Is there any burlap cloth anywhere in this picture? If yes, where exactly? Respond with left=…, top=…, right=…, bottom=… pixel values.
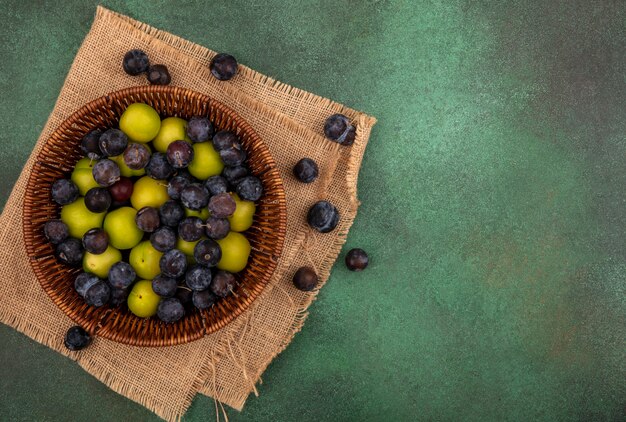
left=0, top=6, right=376, bottom=421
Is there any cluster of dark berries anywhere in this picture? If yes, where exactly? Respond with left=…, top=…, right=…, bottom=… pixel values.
left=123, top=49, right=171, bottom=85
left=290, top=114, right=369, bottom=291
left=123, top=49, right=239, bottom=85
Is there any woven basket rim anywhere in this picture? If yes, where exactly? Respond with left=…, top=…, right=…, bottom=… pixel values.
left=22, top=85, right=287, bottom=347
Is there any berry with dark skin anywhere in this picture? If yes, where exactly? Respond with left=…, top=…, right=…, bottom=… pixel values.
left=192, top=289, right=216, bottom=309
left=99, top=129, right=129, bottom=157
left=167, top=175, right=190, bottom=200
left=323, top=114, right=356, bottom=146
left=236, top=176, right=263, bottom=201
left=186, top=116, right=214, bottom=143
left=123, top=143, right=151, bottom=170
left=293, top=158, right=319, bottom=183
left=209, top=53, right=238, bottom=81
left=180, top=183, right=210, bottom=210
left=159, top=249, right=187, bottom=278
left=84, top=187, right=112, bottom=213
left=176, top=285, right=193, bottom=306
left=64, top=326, right=92, bottom=351
left=221, top=166, right=247, bottom=188
left=174, top=168, right=194, bottom=182
left=109, top=177, right=134, bottom=202
left=178, top=217, right=204, bottom=242
left=82, top=228, right=109, bottom=254
left=205, top=175, right=229, bottom=195
left=108, top=261, right=136, bottom=289
left=109, top=287, right=129, bottom=307
left=185, top=265, right=212, bottom=291
left=157, top=298, right=185, bottom=323
left=210, top=270, right=236, bottom=297
left=74, top=272, right=100, bottom=298
left=307, top=201, right=340, bottom=233
left=166, top=140, right=194, bottom=168
left=159, top=200, right=185, bottom=227
left=92, top=159, right=121, bottom=187
left=204, top=217, right=230, bottom=240
left=145, top=152, right=175, bottom=180
left=55, top=238, right=84, bottom=266
left=212, top=131, right=238, bottom=151
left=147, top=64, right=171, bottom=85
left=208, top=192, right=236, bottom=218
left=135, top=206, right=160, bottom=232
left=122, top=49, right=149, bottom=75
left=219, top=146, right=247, bottom=167
left=194, top=239, right=222, bottom=267
left=85, top=281, right=111, bottom=307
left=152, top=274, right=178, bottom=298
left=292, top=267, right=318, bottom=291
left=51, top=179, right=79, bottom=205
left=80, top=130, right=103, bottom=160
left=109, top=182, right=133, bottom=204
left=345, top=248, right=369, bottom=271
left=150, top=226, right=177, bottom=252
left=44, top=220, right=69, bottom=244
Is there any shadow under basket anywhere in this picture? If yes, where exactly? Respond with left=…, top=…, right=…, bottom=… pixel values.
left=22, top=85, right=287, bottom=347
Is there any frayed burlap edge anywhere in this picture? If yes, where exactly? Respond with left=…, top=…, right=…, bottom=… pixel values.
left=0, top=6, right=376, bottom=421
left=100, top=7, right=377, bottom=129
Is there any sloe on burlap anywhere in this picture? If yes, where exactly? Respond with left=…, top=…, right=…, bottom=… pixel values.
left=0, top=6, right=376, bottom=421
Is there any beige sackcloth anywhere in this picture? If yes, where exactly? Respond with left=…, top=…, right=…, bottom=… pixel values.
left=0, top=6, right=376, bottom=421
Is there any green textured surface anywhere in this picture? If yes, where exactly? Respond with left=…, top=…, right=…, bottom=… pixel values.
left=0, top=1, right=624, bottom=420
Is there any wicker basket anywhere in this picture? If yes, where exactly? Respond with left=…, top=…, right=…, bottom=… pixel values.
left=22, top=85, right=287, bottom=347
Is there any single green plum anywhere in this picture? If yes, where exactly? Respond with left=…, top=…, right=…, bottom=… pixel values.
left=216, top=231, right=251, bottom=273
left=103, top=207, right=143, bottom=249
left=188, top=142, right=224, bottom=180
left=83, top=245, right=122, bottom=278
left=130, top=176, right=169, bottom=210
left=127, top=280, right=161, bottom=318
left=152, top=117, right=191, bottom=153
left=129, top=240, right=163, bottom=280
left=119, top=103, right=161, bottom=143
left=228, top=193, right=256, bottom=232
left=60, top=197, right=105, bottom=238
left=71, top=168, right=100, bottom=196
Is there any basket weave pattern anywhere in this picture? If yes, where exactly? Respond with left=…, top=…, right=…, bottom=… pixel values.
left=22, top=85, right=287, bottom=347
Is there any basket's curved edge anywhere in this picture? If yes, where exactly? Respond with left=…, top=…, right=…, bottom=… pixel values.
left=22, top=94, right=117, bottom=335
left=22, top=85, right=288, bottom=347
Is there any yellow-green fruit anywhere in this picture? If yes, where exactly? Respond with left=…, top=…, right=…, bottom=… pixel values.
left=188, top=142, right=224, bottom=180
left=152, top=117, right=191, bottom=153
left=74, top=157, right=96, bottom=170
left=228, top=193, right=256, bottom=232
left=184, top=207, right=210, bottom=220
left=60, top=198, right=105, bottom=238
left=119, top=103, right=161, bottom=143
left=103, top=207, right=143, bottom=249
left=83, top=245, right=122, bottom=278
left=110, top=154, right=146, bottom=177
left=70, top=168, right=100, bottom=196
left=216, top=231, right=251, bottom=273
left=127, top=280, right=161, bottom=318
left=129, top=241, right=163, bottom=280
left=130, top=176, right=169, bottom=209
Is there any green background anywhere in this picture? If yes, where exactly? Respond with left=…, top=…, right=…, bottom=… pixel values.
left=1, top=1, right=624, bottom=420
